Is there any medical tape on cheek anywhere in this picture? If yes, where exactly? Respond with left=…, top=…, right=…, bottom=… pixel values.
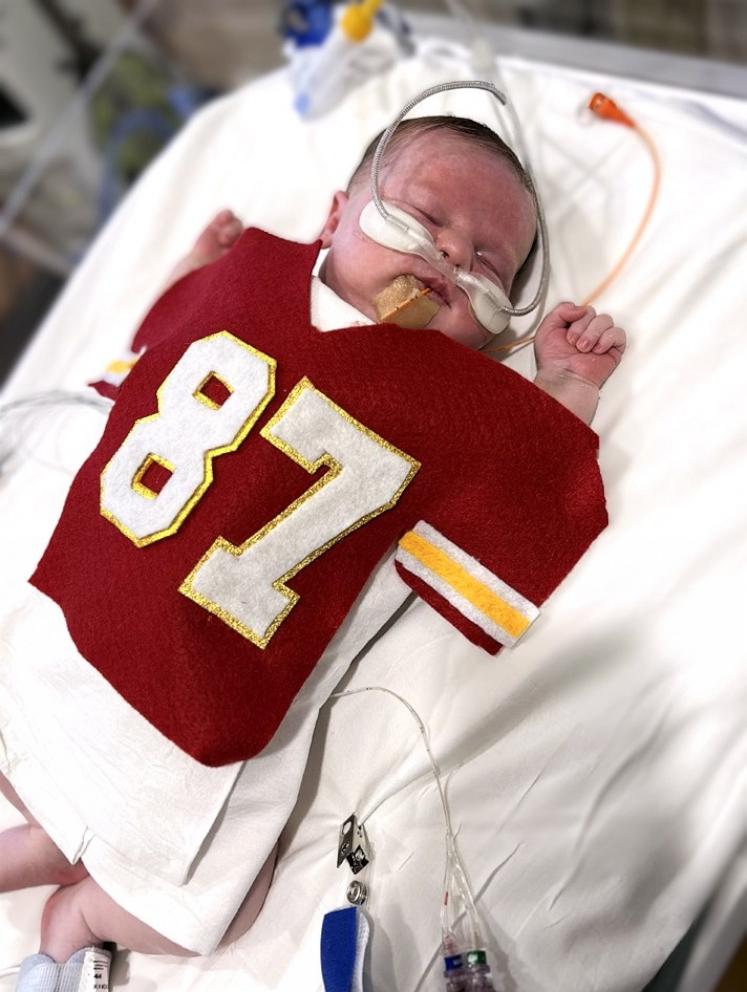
left=373, top=275, right=439, bottom=327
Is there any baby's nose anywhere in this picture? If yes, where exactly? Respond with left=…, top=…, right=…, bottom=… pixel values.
left=435, top=228, right=472, bottom=269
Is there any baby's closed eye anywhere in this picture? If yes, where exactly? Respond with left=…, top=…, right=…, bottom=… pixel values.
left=476, top=250, right=503, bottom=280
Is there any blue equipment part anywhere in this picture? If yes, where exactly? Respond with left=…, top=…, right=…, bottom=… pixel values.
left=280, top=1, right=335, bottom=48
left=320, top=905, right=370, bottom=992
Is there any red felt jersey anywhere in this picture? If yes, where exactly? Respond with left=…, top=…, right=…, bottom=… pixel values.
left=32, top=230, right=607, bottom=766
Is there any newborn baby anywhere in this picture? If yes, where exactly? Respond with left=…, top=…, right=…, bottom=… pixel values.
left=0, top=114, right=624, bottom=986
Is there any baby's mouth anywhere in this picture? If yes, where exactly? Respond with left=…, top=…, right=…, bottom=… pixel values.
left=418, top=274, right=451, bottom=308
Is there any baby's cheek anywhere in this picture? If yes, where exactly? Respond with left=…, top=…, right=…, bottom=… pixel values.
left=429, top=301, right=487, bottom=349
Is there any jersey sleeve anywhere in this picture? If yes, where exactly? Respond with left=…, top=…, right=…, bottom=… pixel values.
left=394, top=380, right=609, bottom=655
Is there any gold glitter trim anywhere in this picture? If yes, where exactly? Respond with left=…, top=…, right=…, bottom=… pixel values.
left=100, top=331, right=276, bottom=548
left=180, top=377, right=420, bottom=647
left=193, top=371, right=234, bottom=411
left=131, top=453, right=174, bottom=500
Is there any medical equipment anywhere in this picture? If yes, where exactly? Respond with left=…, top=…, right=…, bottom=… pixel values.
left=283, top=4, right=552, bottom=339
left=0, top=1, right=79, bottom=173
left=430, top=3, right=659, bottom=350
left=2, top=945, right=112, bottom=992
left=580, top=92, right=662, bottom=308
left=320, top=904, right=371, bottom=992
left=358, top=79, right=551, bottom=337
left=280, top=1, right=335, bottom=48
left=0, top=943, right=113, bottom=990
left=283, top=0, right=412, bottom=120
left=485, top=88, right=661, bottom=354
left=373, top=273, right=439, bottom=327
left=331, top=686, right=500, bottom=991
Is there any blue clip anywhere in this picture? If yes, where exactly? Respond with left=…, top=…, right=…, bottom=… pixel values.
left=279, top=1, right=334, bottom=48
left=320, top=905, right=370, bottom=992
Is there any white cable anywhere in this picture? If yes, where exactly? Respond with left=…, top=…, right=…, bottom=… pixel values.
left=0, top=966, right=20, bottom=979
left=441, top=0, right=552, bottom=340
left=0, top=390, right=111, bottom=418
left=330, top=685, right=482, bottom=947
left=0, top=390, right=111, bottom=477
left=369, top=78, right=549, bottom=321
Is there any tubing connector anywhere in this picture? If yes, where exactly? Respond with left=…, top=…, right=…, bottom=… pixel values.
left=588, top=92, right=635, bottom=129
left=340, top=0, right=382, bottom=42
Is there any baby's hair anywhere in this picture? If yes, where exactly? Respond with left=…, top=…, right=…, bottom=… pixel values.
left=347, top=115, right=533, bottom=195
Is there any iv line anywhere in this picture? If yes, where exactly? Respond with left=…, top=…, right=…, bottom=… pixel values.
left=331, top=684, right=483, bottom=947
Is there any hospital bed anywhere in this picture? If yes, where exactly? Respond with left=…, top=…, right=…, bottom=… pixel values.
left=1, top=9, right=746, bottom=991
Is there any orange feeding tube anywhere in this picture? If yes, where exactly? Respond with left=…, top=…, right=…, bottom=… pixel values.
left=580, top=93, right=662, bottom=307
left=493, top=91, right=661, bottom=354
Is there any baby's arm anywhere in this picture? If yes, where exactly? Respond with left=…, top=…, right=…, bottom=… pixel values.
left=89, top=210, right=246, bottom=399
left=532, top=303, right=626, bottom=425
left=165, top=209, right=244, bottom=291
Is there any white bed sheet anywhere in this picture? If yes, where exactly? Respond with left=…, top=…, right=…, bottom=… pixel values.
left=1, top=37, right=746, bottom=992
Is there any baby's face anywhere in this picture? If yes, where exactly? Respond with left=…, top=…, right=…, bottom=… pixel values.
left=318, top=129, right=537, bottom=349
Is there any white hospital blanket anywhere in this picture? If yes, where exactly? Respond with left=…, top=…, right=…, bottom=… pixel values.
left=1, top=37, right=746, bottom=992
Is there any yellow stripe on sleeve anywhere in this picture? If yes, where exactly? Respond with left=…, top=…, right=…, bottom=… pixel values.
left=398, top=529, right=530, bottom=639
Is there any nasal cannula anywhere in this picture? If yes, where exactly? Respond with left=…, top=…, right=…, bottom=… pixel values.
left=359, top=79, right=551, bottom=339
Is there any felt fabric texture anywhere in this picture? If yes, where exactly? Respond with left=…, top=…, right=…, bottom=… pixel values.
left=395, top=520, right=541, bottom=649
left=31, top=229, right=606, bottom=767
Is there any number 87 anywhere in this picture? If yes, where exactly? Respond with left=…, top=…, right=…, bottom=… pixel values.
left=101, top=331, right=419, bottom=647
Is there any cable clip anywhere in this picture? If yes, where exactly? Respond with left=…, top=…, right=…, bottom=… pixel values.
left=337, top=813, right=371, bottom=875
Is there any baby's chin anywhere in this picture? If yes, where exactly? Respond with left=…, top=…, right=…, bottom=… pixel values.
left=428, top=310, right=492, bottom=350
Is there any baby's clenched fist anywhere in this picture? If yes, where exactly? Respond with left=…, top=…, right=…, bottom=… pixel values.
left=534, top=302, right=626, bottom=390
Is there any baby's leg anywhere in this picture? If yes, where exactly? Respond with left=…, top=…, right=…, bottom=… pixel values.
left=165, top=209, right=244, bottom=290
left=0, top=770, right=88, bottom=892
left=40, top=877, right=196, bottom=961
left=40, top=844, right=278, bottom=961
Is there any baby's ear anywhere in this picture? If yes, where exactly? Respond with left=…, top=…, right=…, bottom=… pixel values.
left=318, top=191, right=349, bottom=247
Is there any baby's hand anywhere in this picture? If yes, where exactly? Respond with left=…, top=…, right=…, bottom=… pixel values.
left=534, top=302, right=626, bottom=390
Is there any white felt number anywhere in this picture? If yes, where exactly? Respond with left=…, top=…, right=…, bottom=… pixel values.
left=101, top=332, right=276, bottom=546
left=101, top=339, right=418, bottom=646
left=180, top=378, right=419, bottom=646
